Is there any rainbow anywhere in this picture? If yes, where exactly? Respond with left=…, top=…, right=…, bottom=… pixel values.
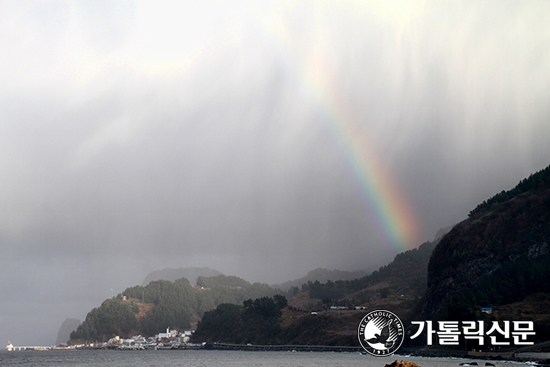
left=300, top=54, right=420, bottom=251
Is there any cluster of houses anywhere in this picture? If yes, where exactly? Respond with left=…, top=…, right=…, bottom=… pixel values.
left=63, top=328, right=204, bottom=350
left=103, top=328, right=204, bottom=350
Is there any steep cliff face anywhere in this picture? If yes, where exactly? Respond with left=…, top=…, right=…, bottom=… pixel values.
left=421, top=165, right=550, bottom=320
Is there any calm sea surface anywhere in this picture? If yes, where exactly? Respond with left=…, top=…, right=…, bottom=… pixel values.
left=0, top=350, right=536, bottom=367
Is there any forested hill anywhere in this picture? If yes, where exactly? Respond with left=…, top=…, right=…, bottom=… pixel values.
left=422, top=164, right=550, bottom=330
left=191, top=242, right=439, bottom=346
left=69, top=275, right=279, bottom=343
left=69, top=241, right=438, bottom=343
left=468, top=164, right=550, bottom=218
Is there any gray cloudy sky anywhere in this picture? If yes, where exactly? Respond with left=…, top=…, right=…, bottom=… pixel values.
left=1, top=1, right=549, bottom=346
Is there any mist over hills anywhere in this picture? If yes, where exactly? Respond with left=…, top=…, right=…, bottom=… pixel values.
left=141, top=266, right=373, bottom=290
left=268, top=268, right=370, bottom=290
left=193, top=164, right=550, bottom=346
left=56, top=318, right=80, bottom=346
left=191, top=239, right=439, bottom=346
left=141, top=267, right=223, bottom=286
left=66, top=164, right=550, bottom=346
left=3, top=1, right=549, bottom=348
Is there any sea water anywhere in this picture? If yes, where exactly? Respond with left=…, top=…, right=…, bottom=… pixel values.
left=0, top=349, right=536, bottom=367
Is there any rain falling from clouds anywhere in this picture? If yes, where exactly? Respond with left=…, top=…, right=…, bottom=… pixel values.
left=1, top=1, right=549, bottom=345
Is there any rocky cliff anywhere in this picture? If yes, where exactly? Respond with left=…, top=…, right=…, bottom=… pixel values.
left=421, top=165, right=550, bottom=320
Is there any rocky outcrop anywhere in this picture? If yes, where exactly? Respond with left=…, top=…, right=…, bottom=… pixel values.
left=385, top=360, right=421, bottom=367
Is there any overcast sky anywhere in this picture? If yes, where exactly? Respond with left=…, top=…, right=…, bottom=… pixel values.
left=1, top=1, right=549, bottom=346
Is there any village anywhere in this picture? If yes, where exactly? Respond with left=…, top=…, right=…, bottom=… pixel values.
left=73, top=328, right=205, bottom=350
left=7, top=328, right=204, bottom=351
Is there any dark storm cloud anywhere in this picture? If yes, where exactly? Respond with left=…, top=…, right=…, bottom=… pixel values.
left=1, top=1, right=549, bottom=345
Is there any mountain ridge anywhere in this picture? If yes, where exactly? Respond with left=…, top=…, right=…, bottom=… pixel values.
left=273, top=268, right=370, bottom=291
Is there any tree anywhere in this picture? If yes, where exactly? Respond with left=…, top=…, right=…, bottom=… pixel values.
left=273, top=294, right=288, bottom=309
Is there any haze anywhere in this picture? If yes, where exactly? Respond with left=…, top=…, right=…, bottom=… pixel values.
left=1, top=1, right=549, bottom=346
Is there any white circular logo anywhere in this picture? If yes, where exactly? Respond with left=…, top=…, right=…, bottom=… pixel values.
left=358, top=310, right=404, bottom=356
